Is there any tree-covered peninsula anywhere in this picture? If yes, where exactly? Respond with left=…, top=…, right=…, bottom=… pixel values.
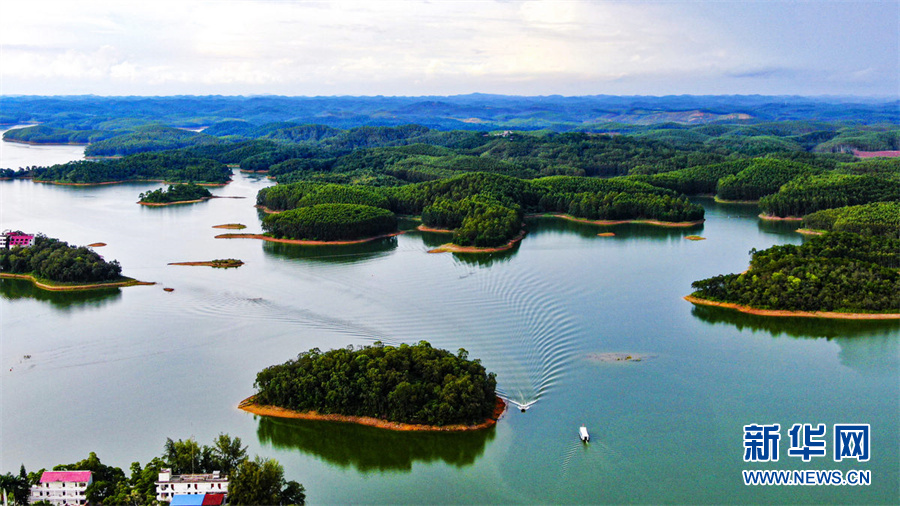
left=0, top=235, right=124, bottom=284
left=250, top=341, right=499, bottom=427
left=688, top=232, right=899, bottom=316
left=31, top=151, right=231, bottom=185
left=139, top=183, right=213, bottom=204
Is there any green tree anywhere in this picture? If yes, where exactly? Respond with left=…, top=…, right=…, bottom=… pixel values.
left=228, top=457, right=303, bottom=505
left=210, top=433, right=248, bottom=475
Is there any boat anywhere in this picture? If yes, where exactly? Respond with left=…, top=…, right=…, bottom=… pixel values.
left=580, top=425, right=590, bottom=442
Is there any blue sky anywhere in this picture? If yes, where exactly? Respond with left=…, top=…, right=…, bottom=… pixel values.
left=1, top=0, right=897, bottom=96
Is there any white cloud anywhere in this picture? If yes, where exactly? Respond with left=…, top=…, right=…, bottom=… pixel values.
left=1, top=0, right=896, bottom=96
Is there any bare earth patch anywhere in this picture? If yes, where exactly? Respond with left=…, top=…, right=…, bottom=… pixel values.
left=587, top=352, right=653, bottom=363
left=428, top=231, right=526, bottom=254
left=685, top=235, right=706, bottom=241
left=168, top=259, right=244, bottom=268
left=597, top=232, right=615, bottom=237
left=87, top=242, right=107, bottom=247
left=212, top=223, right=247, bottom=230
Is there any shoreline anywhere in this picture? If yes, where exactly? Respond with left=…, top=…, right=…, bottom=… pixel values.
left=238, top=395, right=507, bottom=432
left=713, top=197, right=759, bottom=204
left=0, top=273, right=155, bottom=292
left=758, top=214, right=803, bottom=221
left=538, top=213, right=704, bottom=228
left=33, top=179, right=229, bottom=187
left=684, top=295, right=900, bottom=320
left=215, top=231, right=404, bottom=245
left=416, top=224, right=454, bottom=233
left=2, top=138, right=87, bottom=146
left=428, top=230, right=526, bottom=254
left=139, top=197, right=212, bottom=206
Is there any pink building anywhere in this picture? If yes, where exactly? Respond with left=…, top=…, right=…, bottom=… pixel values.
left=1, top=230, right=34, bottom=248
left=29, top=471, right=93, bottom=505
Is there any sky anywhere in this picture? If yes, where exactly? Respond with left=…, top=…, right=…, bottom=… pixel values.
left=1, top=0, right=897, bottom=97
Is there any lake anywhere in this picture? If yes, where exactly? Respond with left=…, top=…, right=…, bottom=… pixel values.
left=1, top=132, right=897, bottom=504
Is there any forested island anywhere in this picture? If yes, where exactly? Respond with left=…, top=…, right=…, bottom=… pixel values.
left=244, top=341, right=502, bottom=429
left=0, top=234, right=147, bottom=290
left=688, top=232, right=899, bottom=318
left=1, top=434, right=304, bottom=506
left=139, top=183, right=213, bottom=205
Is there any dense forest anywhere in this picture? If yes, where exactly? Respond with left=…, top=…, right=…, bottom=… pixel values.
left=253, top=341, right=498, bottom=426
left=262, top=203, right=398, bottom=242
left=759, top=174, right=900, bottom=217
left=0, top=234, right=123, bottom=283
left=31, top=151, right=232, bottom=184
left=139, top=183, right=212, bottom=204
left=6, top=434, right=304, bottom=506
left=690, top=232, right=899, bottom=314
left=801, top=202, right=900, bottom=237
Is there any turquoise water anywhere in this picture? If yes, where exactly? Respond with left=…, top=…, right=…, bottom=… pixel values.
left=1, top=136, right=897, bottom=504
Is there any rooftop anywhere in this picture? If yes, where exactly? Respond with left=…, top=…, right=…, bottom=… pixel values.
left=40, top=471, right=92, bottom=483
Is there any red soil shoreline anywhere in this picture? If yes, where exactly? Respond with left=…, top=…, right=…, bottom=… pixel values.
left=215, top=231, right=405, bottom=245
left=238, top=395, right=507, bottom=432
left=0, top=273, right=155, bottom=291
left=684, top=295, right=899, bottom=320
left=417, top=225, right=454, bottom=233
left=758, top=214, right=803, bottom=221
left=428, top=230, right=526, bottom=254
left=540, top=213, right=704, bottom=228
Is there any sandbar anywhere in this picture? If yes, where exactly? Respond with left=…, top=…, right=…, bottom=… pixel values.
left=216, top=231, right=404, bottom=245
left=417, top=225, right=454, bottom=233
left=0, top=273, right=155, bottom=292
left=428, top=230, right=526, bottom=254
left=684, top=295, right=899, bottom=320
left=168, top=260, right=244, bottom=268
left=87, top=242, right=107, bottom=247
left=542, top=213, right=703, bottom=228
left=212, top=224, right=247, bottom=229
left=758, top=214, right=803, bottom=221
left=238, top=395, right=506, bottom=432
left=597, top=232, right=615, bottom=237
left=685, top=235, right=706, bottom=241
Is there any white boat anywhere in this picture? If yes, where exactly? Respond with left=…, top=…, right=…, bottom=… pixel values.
left=579, top=425, right=590, bottom=442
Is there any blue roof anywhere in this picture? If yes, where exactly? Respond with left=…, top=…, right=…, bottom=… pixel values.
left=171, top=495, right=205, bottom=506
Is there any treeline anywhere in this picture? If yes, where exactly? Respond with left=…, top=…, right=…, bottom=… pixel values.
left=8, top=434, right=304, bottom=506
left=0, top=235, right=122, bottom=283
left=2, top=125, right=115, bottom=144
left=254, top=341, right=498, bottom=426
left=258, top=173, right=703, bottom=247
left=690, top=232, right=899, bottom=313
left=262, top=204, right=398, bottom=242
left=32, top=151, right=231, bottom=184
left=139, top=183, right=212, bottom=203
left=759, top=174, right=900, bottom=217
left=83, top=125, right=221, bottom=157
left=802, top=202, right=900, bottom=237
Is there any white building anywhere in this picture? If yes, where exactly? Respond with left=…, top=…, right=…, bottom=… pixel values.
left=29, top=471, right=92, bottom=506
left=156, top=469, right=229, bottom=503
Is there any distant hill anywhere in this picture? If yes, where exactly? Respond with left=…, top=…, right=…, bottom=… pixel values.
left=1, top=94, right=896, bottom=132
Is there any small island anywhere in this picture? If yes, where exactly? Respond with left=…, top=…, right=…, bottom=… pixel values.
left=168, top=259, right=244, bottom=268
left=687, top=232, right=899, bottom=319
left=139, top=183, right=213, bottom=205
left=261, top=203, right=399, bottom=242
left=242, top=341, right=503, bottom=431
left=0, top=234, right=150, bottom=291
left=212, top=223, right=247, bottom=229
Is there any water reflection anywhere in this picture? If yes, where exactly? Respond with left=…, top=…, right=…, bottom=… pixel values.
left=0, top=278, right=122, bottom=310
left=262, top=237, right=398, bottom=264
left=256, top=416, right=495, bottom=473
left=525, top=216, right=704, bottom=240
left=691, top=304, right=900, bottom=374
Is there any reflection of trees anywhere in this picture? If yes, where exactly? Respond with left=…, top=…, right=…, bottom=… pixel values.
left=256, top=416, right=494, bottom=474
left=0, top=278, right=122, bottom=310
left=262, top=237, right=398, bottom=264
left=690, top=304, right=900, bottom=374
left=525, top=216, right=704, bottom=241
